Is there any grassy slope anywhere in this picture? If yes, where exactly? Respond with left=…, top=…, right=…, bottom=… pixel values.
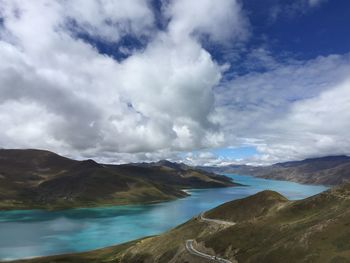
left=204, top=190, right=288, bottom=223
left=13, top=183, right=350, bottom=263
left=203, top=184, right=350, bottom=263
left=0, top=149, right=235, bottom=210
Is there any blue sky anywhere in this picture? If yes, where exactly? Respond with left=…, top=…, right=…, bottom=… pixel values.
left=88, top=0, right=350, bottom=72
left=182, top=146, right=258, bottom=164
left=243, top=0, right=350, bottom=57
left=0, top=0, right=349, bottom=165
left=211, top=147, right=257, bottom=159
left=180, top=0, right=350, bottom=163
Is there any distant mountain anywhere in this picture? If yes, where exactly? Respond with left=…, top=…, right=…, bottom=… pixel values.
left=199, top=155, right=350, bottom=185
left=131, top=159, right=191, bottom=171
left=19, top=182, right=350, bottom=263
left=0, top=149, right=236, bottom=210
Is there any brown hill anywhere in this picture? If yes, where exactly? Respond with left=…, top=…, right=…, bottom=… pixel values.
left=0, top=149, right=236, bottom=210
left=200, top=155, right=350, bottom=185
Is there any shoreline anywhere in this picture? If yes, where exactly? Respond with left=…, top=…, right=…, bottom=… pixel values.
left=0, top=178, right=240, bottom=212
left=0, top=176, right=327, bottom=262
left=0, top=183, right=242, bottom=212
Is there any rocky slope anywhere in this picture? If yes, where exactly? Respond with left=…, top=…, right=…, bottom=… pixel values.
left=0, top=149, right=236, bottom=210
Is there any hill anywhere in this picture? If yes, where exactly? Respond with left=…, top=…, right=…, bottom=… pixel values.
left=0, top=149, right=236, bottom=210
left=204, top=190, right=288, bottom=223
left=200, top=155, right=350, bottom=185
left=13, top=183, right=350, bottom=263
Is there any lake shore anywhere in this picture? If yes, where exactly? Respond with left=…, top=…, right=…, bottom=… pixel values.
left=0, top=174, right=328, bottom=261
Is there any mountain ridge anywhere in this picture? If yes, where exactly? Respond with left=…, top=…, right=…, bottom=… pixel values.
left=0, top=149, right=236, bottom=210
left=199, top=155, right=350, bottom=185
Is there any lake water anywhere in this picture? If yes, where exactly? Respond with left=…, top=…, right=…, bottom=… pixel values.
left=0, top=174, right=328, bottom=261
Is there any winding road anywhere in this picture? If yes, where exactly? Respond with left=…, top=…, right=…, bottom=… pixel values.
left=185, top=212, right=235, bottom=263
left=186, top=239, right=232, bottom=263
left=199, top=212, right=236, bottom=226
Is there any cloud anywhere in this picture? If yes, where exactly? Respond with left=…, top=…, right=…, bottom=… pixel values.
left=1, top=0, right=348, bottom=166
left=164, top=0, right=249, bottom=44
left=182, top=151, right=223, bottom=167
left=0, top=0, right=247, bottom=161
left=258, top=77, right=350, bottom=162
left=308, top=0, right=327, bottom=7
left=64, top=0, right=155, bottom=42
left=215, top=54, right=350, bottom=164
left=267, top=0, right=328, bottom=22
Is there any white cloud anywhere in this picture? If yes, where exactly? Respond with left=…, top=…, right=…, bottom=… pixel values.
left=259, top=78, right=350, bottom=162
left=215, top=54, right=350, bottom=164
left=165, top=0, right=249, bottom=44
left=64, top=0, right=155, bottom=41
left=0, top=0, right=247, bottom=161
left=0, top=0, right=348, bottom=166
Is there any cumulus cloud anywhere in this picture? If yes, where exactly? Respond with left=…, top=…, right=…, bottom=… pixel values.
left=164, top=0, right=248, bottom=44
left=257, top=78, right=350, bottom=162
left=0, top=0, right=247, bottom=161
left=0, top=0, right=348, bottom=165
left=215, top=54, right=350, bottom=164
left=64, top=0, right=155, bottom=42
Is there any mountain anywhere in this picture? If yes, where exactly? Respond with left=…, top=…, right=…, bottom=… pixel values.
left=136, top=159, right=190, bottom=170
left=0, top=149, right=236, bottom=210
left=200, top=155, right=350, bottom=185
left=15, top=183, right=350, bottom=263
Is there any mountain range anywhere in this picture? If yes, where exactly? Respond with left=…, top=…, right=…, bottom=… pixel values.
left=200, top=155, right=350, bottom=185
left=3, top=149, right=350, bottom=262
left=0, top=149, right=235, bottom=210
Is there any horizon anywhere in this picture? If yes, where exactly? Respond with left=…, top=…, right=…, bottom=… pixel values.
left=1, top=147, right=350, bottom=167
left=1, top=0, right=350, bottom=166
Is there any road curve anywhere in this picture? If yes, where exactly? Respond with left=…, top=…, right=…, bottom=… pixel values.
left=200, top=212, right=236, bottom=226
left=185, top=213, right=235, bottom=262
left=185, top=239, right=232, bottom=263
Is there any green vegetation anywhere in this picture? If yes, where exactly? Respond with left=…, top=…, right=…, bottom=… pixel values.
left=15, top=183, right=350, bottom=263
left=0, top=149, right=236, bottom=210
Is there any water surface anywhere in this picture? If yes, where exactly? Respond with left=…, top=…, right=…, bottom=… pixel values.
left=0, top=174, right=328, bottom=261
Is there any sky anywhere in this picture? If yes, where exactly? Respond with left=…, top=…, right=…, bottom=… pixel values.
left=0, top=0, right=349, bottom=165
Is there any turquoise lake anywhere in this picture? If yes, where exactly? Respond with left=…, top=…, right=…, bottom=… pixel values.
left=0, top=174, right=328, bottom=261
